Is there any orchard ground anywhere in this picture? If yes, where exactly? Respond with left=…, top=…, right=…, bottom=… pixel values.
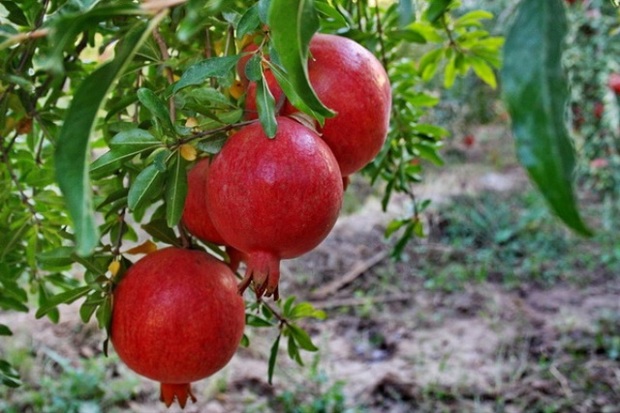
left=1, top=123, right=620, bottom=413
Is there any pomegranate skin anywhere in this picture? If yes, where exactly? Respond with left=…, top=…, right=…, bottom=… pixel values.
left=182, top=158, right=227, bottom=245
left=181, top=159, right=245, bottom=270
left=110, top=248, right=245, bottom=406
left=207, top=117, right=343, bottom=297
left=284, top=33, right=392, bottom=176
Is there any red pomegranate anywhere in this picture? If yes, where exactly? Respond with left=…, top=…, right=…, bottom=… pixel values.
left=609, top=73, right=620, bottom=95
left=283, top=33, right=392, bottom=176
left=181, top=158, right=245, bottom=270
left=244, top=69, right=285, bottom=120
left=111, top=247, right=245, bottom=408
left=207, top=117, right=343, bottom=298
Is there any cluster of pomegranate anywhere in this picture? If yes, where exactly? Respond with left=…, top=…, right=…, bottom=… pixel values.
left=110, top=33, right=391, bottom=408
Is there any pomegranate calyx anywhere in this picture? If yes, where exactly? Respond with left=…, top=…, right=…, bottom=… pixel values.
left=160, top=383, right=197, bottom=409
left=238, top=251, right=280, bottom=300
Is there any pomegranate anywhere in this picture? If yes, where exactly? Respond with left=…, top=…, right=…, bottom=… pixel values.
left=111, top=247, right=245, bottom=408
left=283, top=33, right=392, bottom=176
left=244, top=69, right=285, bottom=120
left=609, top=73, right=620, bottom=95
left=181, top=158, right=245, bottom=270
left=207, top=117, right=343, bottom=298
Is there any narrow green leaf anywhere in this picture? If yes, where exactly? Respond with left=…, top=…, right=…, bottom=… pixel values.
left=128, top=164, right=166, bottom=211
left=165, top=152, right=188, bottom=228
left=237, top=4, right=261, bottom=38
left=171, top=55, right=241, bottom=94
left=469, top=56, right=497, bottom=89
left=454, top=10, right=493, bottom=28
left=80, top=293, right=103, bottom=323
left=0, top=324, right=12, bottom=336
left=142, top=218, right=180, bottom=246
left=268, top=0, right=335, bottom=122
left=425, top=0, right=452, bottom=23
left=501, top=0, right=592, bottom=236
left=246, top=314, right=274, bottom=327
left=245, top=55, right=263, bottom=82
left=35, top=285, right=92, bottom=319
left=268, top=333, right=281, bottom=385
left=137, top=88, right=174, bottom=132
left=0, top=296, right=28, bottom=312
left=96, top=295, right=112, bottom=331
left=288, top=324, right=319, bottom=351
left=443, top=54, right=457, bottom=89
left=385, top=219, right=408, bottom=238
left=38, top=246, right=75, bottom=268
left=109, top=129, right=161, bottom=151
left=55, top=15, right=165, bottom=256
left=289, top=302, right=326, bottom=320
left=256, top=75, right=278, bottom=138
left=287, top=334, right=303, bottom=365
left=315, top=0, right=349, bottom=28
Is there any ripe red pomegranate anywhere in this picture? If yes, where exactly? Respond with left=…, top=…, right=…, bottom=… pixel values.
left=111, top=247, right=245, bottom=408
left=207, top=117, right=343, bottom=298
left=181, top=158, right=245, bottom=270
left=283, top=33, right=392, bottom=176
left=244, top=69, right=285, bottom=120
left=609, top=73, right=620, bottom=95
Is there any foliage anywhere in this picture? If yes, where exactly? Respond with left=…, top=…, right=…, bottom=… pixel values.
left=0, top=0, right=592, bottom=400
left=420, top=189, right=619, bottom=291
left=564, top=0, right=620, bottom=229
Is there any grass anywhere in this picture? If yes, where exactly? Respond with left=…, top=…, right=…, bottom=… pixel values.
left=408, top=189, right=620, bottom=292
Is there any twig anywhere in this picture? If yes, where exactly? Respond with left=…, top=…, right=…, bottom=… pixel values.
left=310, top=250, right=388, bottom=300
left=312, top=293, right=411, bottom=310
left=152, top=28, right=176, bottom=122
left=373, top=1, right=389, bottom=69
left=549, top=364, right=574, bottom=400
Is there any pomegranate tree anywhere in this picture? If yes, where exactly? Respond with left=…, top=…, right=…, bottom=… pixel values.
left=181, top=158, right=245, bottom=270
left=283, top=33, right=392, bottom=176
left=207, top=117, right=343, bottom=299
left=110, top=247, right=245, bottom=408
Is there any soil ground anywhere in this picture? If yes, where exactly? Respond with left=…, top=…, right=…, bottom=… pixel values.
left=1, top=124, right=619, bottom=413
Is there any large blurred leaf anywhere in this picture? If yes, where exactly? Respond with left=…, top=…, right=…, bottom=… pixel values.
left=55, top=14, right=166, bottom=256
left=268, top=0, right=334, bottom=124
left=501, top=0, right=592, bottom=236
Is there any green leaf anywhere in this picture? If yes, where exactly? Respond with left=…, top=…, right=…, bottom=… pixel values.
left=385, top=218, right=409, bottom=238
left=128, top=164, right=166, bottom=211
left=38, top=246, right=75, bottom=268
left=196, top=135, right=228, bottom=154
left=245, top=55, right=263, bottom=82
left=315, top=0, right=349, bottom=28
left=289, top=302, right=326, bottom=320
left=137, top=88, right=174, bottom=133
left=109, top=129, right=161, bottom=151
left=237, top=4, right=261, bottom=38
left=268, top=333, right=281, bottom=385
left=165, top=152, right=188, bottom=228
left=256, top=74, right=278, bottom=138
left=468, top=56, right=497, bottom=89
left=171, top=55, right=241, bottom=94
left=501, top=0, right=592, bottom=236
left=35, top=285, right=92, bottom=319
left=142, top=218, right=180, bottom=246
left=0, top=324, right=12, bottom=336
left=246, top=314, right=274, bottom=327
left=80, top=293, right=103, bottom=323
left=288, top=324, right=319, bottom=351
left=55, top=15, right=165, bottom=256
left=425, top=0, right=452, bottom=23
left=268, top=0, right=335, bottom=122
left=454, top=10, right=493, bottom=28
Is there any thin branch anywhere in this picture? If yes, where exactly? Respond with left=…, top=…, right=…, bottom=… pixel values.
left=373, top=1, right=389, bottom=69
left=153, top=28, right=176, bottom=122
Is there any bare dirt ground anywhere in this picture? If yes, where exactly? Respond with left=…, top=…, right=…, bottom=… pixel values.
left=1, top=125, right=619, bottom=412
